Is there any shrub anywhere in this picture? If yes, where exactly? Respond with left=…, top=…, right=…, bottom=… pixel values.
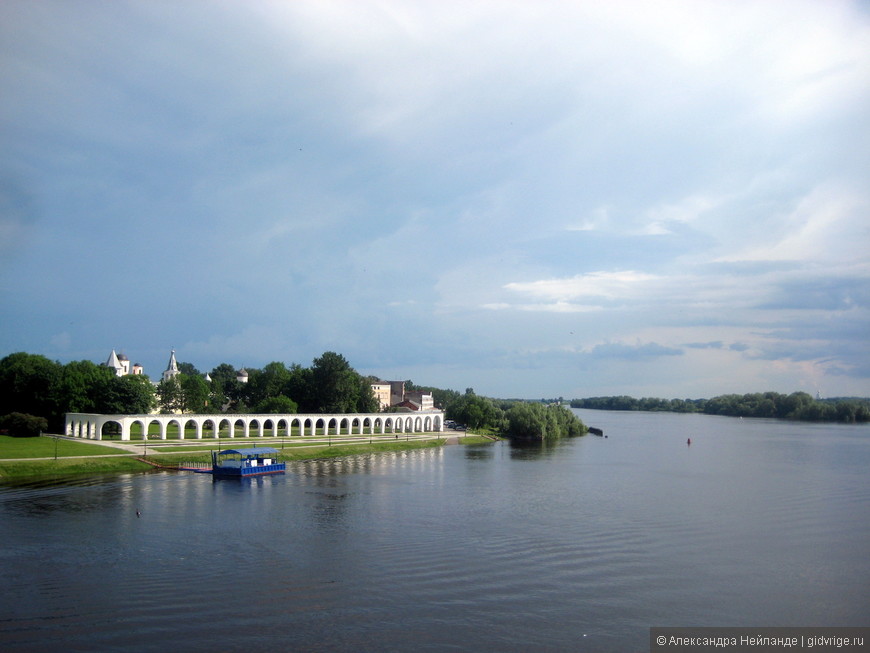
left=0, top=412, right=50, bottom=437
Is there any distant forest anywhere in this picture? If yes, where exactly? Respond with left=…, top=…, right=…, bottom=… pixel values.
left=570, top=392, right=870, bottom=423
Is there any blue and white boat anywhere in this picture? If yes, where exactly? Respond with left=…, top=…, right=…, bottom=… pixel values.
left=211, top=447, right=285, bottom=477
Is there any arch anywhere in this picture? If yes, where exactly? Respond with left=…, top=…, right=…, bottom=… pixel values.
left=99, top=419, right=123, bottom=439
left=184, top=418, right=200, bottom=439
left=63, top=410, right=444, bottom=442
left=130, top=420, right=147, bottom=440
left=144, top=419, right=160, bottom=441
left=201, top=419, right=217, bottom=439
left=167, top=418, right=183, bottom=440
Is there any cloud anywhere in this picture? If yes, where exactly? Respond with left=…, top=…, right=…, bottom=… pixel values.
left=1, top=0, right=868, bottom=398
left=585, top=341, right=683, bottom=361
left=722, top=183, right=870, bottom=265
left=504, top=271, right=659, bottom=305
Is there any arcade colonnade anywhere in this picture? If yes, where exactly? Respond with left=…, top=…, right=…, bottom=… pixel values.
left=65, top=412, right=444, bottom=441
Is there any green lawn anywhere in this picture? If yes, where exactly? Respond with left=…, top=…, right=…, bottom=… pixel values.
left=0, top=432, right=494, bottom=481
left=146, top=438, right=446, bottom=466
left=0, top=435, right=125, bottom=459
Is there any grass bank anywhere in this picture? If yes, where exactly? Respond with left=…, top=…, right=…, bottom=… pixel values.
left=0, top=435, right=124, bottom=459
left=146, top=438, right=446, bottom=467
left=0, top=433, right=495, bottom=480
left=0, top=457, right=155, bottom=479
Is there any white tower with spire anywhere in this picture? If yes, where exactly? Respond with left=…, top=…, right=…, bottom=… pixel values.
left=104, top=350, right=125, bottom=376
left=163, top=350, right=180, bottom=382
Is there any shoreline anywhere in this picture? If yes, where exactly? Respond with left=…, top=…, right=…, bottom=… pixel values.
left=0, top=432, right=495, bottom=481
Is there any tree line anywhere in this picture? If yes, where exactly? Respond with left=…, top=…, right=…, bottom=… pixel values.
left=0, top=351, right=378, bottom=434
left=156, top=351, right=378, bottom=416
left=570, top=392, right=870, bottom=423
left=0, top=350, right=588, bottom=441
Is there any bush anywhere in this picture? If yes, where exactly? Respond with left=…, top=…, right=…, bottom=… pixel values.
left=0, top=412, right=49, bottom=437
left=504, top=403, right=586, bottom=441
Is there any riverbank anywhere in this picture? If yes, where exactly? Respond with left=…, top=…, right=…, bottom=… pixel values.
left=0, top=433, right=495, bottom=480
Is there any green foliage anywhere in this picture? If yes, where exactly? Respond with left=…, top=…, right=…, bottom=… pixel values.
left=446, top=392, right=504, bottom=430
left=179, top=374, right=210, bottom=413
left=156, top=377, right=183, bottom=414
left=0, top=353, right=63, bottom=424
left=504, top=403, right=586, bottom=441
left=405, top=380, right=460, bottom=410
left=205, top=354, right=376, bottom=415
left=0, top=353, right=158, bottom=430
left=177, top=361, right=200, bottom=376
left=254, top=395, right=298, bottom=414
left=0, top=412, right=49, bottom=437
left=102, top=374, right=156, bottom=414
left=309, top=352, right=358, bottom=413
left=571, top=392, right=870, bottom=423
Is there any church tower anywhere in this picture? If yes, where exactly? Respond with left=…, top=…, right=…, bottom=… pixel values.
left=163, top=350, right=180, bottom=382
left=104, top=350, right=125, bottom=377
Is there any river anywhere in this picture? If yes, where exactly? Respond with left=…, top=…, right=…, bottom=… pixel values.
left=1, top=410, right=868, bottom=652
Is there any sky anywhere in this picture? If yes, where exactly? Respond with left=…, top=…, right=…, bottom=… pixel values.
left=1, top=1, right=869, bottom=400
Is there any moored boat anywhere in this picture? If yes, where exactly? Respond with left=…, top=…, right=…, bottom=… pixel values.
left=211, top=447, right=285, bottom=477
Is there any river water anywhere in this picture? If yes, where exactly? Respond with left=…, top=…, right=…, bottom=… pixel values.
left=1, top=410, right=868, bottom=652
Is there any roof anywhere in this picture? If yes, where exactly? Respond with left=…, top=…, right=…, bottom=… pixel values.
left=105, top=349, right=121, bottom=368
left=216, top=447, right=279, bottom=457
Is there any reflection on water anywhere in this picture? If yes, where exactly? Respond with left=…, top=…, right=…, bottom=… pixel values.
left=1, top=414, right=868, bottom=652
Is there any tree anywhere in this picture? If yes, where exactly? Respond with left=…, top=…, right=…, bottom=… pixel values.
left=355, top=375, right=379, bottom=413
left=98, top=374, right=156, bottom=414
left=177, top=361, right=200, bottom=376
left=310, top=351, right=360, bottom=413
left=156, top=377, right=183, bottom=414
left=247, top=361, right=291, bottom=408
left=504, top=403, right=582, bottom=440
left=0, top=352, right=63, bottom=428
left=179, top=374, right=210, bottom=413
left=57, top=360, right=116, bottom=414
left=208, top=363, right=243, bottom=411
left=0, top=412, right=49, bottom=437
left=209, top=363, right=238, bottom=388
left=254, top=395, right=298, bottom=414
left=446, top=393, right=503, bottom=431
left=285, top=364, right=313, bottom=411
